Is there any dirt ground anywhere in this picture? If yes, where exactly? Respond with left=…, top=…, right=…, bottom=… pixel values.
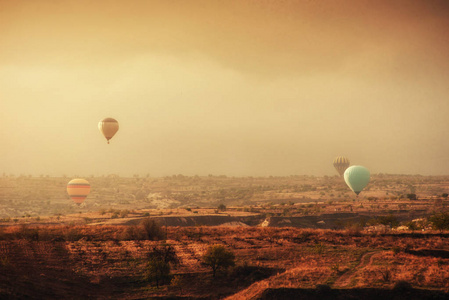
left=1, top=226, right=448, bottom=299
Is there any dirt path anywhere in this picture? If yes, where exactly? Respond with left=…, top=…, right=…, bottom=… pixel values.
left=170, top=241, right=203, bottom=272
left=333, top=251, right=383, bottom=288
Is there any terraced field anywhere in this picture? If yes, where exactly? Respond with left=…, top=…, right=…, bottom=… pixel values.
left=1, top=226, right=448, bottom=299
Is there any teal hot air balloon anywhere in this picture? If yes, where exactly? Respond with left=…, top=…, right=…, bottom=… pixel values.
left=344, top=165, right=370, bottom=195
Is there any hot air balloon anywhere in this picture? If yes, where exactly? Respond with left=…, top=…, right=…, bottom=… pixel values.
left=67, top=179, right=90, bottom=205
left=98, top=118, right=119, bottom=144
left=333, top=156, right=350, bottom=177
left=344, top=165, right=370, bottom=195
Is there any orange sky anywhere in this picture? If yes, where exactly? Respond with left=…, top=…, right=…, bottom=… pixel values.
left=1, top=0, right=449, bottom=176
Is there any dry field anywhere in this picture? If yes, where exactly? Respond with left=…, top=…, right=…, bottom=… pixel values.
left=0, top=225, right=448, bottom=299
left=1, top=174, right=448, bottom=222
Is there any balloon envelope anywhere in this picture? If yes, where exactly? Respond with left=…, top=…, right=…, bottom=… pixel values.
left=67, top=178, right=90, bottom=204
left=344, top=165, right=370, bottom=195
left=98, top=118, right=119, bottom=144
left=333, top=156, right=350, bottom=177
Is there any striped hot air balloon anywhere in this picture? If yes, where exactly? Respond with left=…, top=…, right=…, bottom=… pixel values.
left=333, top=156, right=350, bottom=177
left=67, top=179, right=91, bottom=205
left=98, top=118, right=119, bottom=144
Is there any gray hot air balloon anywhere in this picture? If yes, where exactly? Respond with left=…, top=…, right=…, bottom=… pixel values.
left=333, top=156, right=350, bottom=177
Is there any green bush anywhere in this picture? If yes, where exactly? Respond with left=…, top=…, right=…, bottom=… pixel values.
left=393, top=280, right=412, bottom=291
left=316, top=284, right=331, bottom=294
left=428, top=212, right=449, bottom=232
left=375, top=215, right=399, bottom=228
left=141, top=218, right=165, bottom=240
left=146, top=256, right=171, bottom=288
left=145, top=244, right=179, bottom=288
left=406, top=194, right=417, bottom=200
left=17, top=225, right=39, bottom=241
left=202, top=244, right=235, bottom=277
left=122, top=225, right=145, bottom=240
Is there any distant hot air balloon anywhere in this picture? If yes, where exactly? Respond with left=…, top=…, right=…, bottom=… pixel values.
left=98, top=118, right=119, bottom=144
left=344, top=165, right=370, bottom=195
left=67, top=179, right=90, bottom=205
left=333, top=156, right=350, bottom=177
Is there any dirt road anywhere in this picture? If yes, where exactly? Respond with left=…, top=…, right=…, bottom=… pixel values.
left=333, top=250, right=383, bottom=288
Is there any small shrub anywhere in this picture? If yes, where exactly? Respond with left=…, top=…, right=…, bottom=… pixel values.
left=331, top=263, right=341, bottom=274
left=392, top=246, right=402, bottom=255
left=145, top=244, right=179, bottom=288
left=230, top=263, right=275, bottom=282
left=17, top=225, right=39, bottom=241
left=64, top=227, right=83, bottom=241
left=141, top=218, right=165, bottom=240
left=316, top=284, right=331, bottom=294
left=0, top=256, right=10, bottom=268
left=406, top=221, right=419, bottom=231
left=120, top=209, right=129, bottom=218
left=379, top=269, right=392, bottom=283
left=218, top=204, right=226, bottom=211
left=122, top=225, right=145, bottom=240
left=406, top=194, right=417, bottom=200
left=145, top=257, right=171, bottom=288
left=202, top=244, right=235, bottom=277
left=345, top=223, right=362, bottom=236
left=170, top=275, right=185, bottom=294
left=428, top=212, right=449, bottom=232
left=313, top=242, right=325, bottom=254
left=376, top=215, right=399, bottom=228
left=393, top=280, right=412, bottom=291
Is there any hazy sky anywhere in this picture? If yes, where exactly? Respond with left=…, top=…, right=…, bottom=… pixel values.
left=1, top=0, right=449, bottom=177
